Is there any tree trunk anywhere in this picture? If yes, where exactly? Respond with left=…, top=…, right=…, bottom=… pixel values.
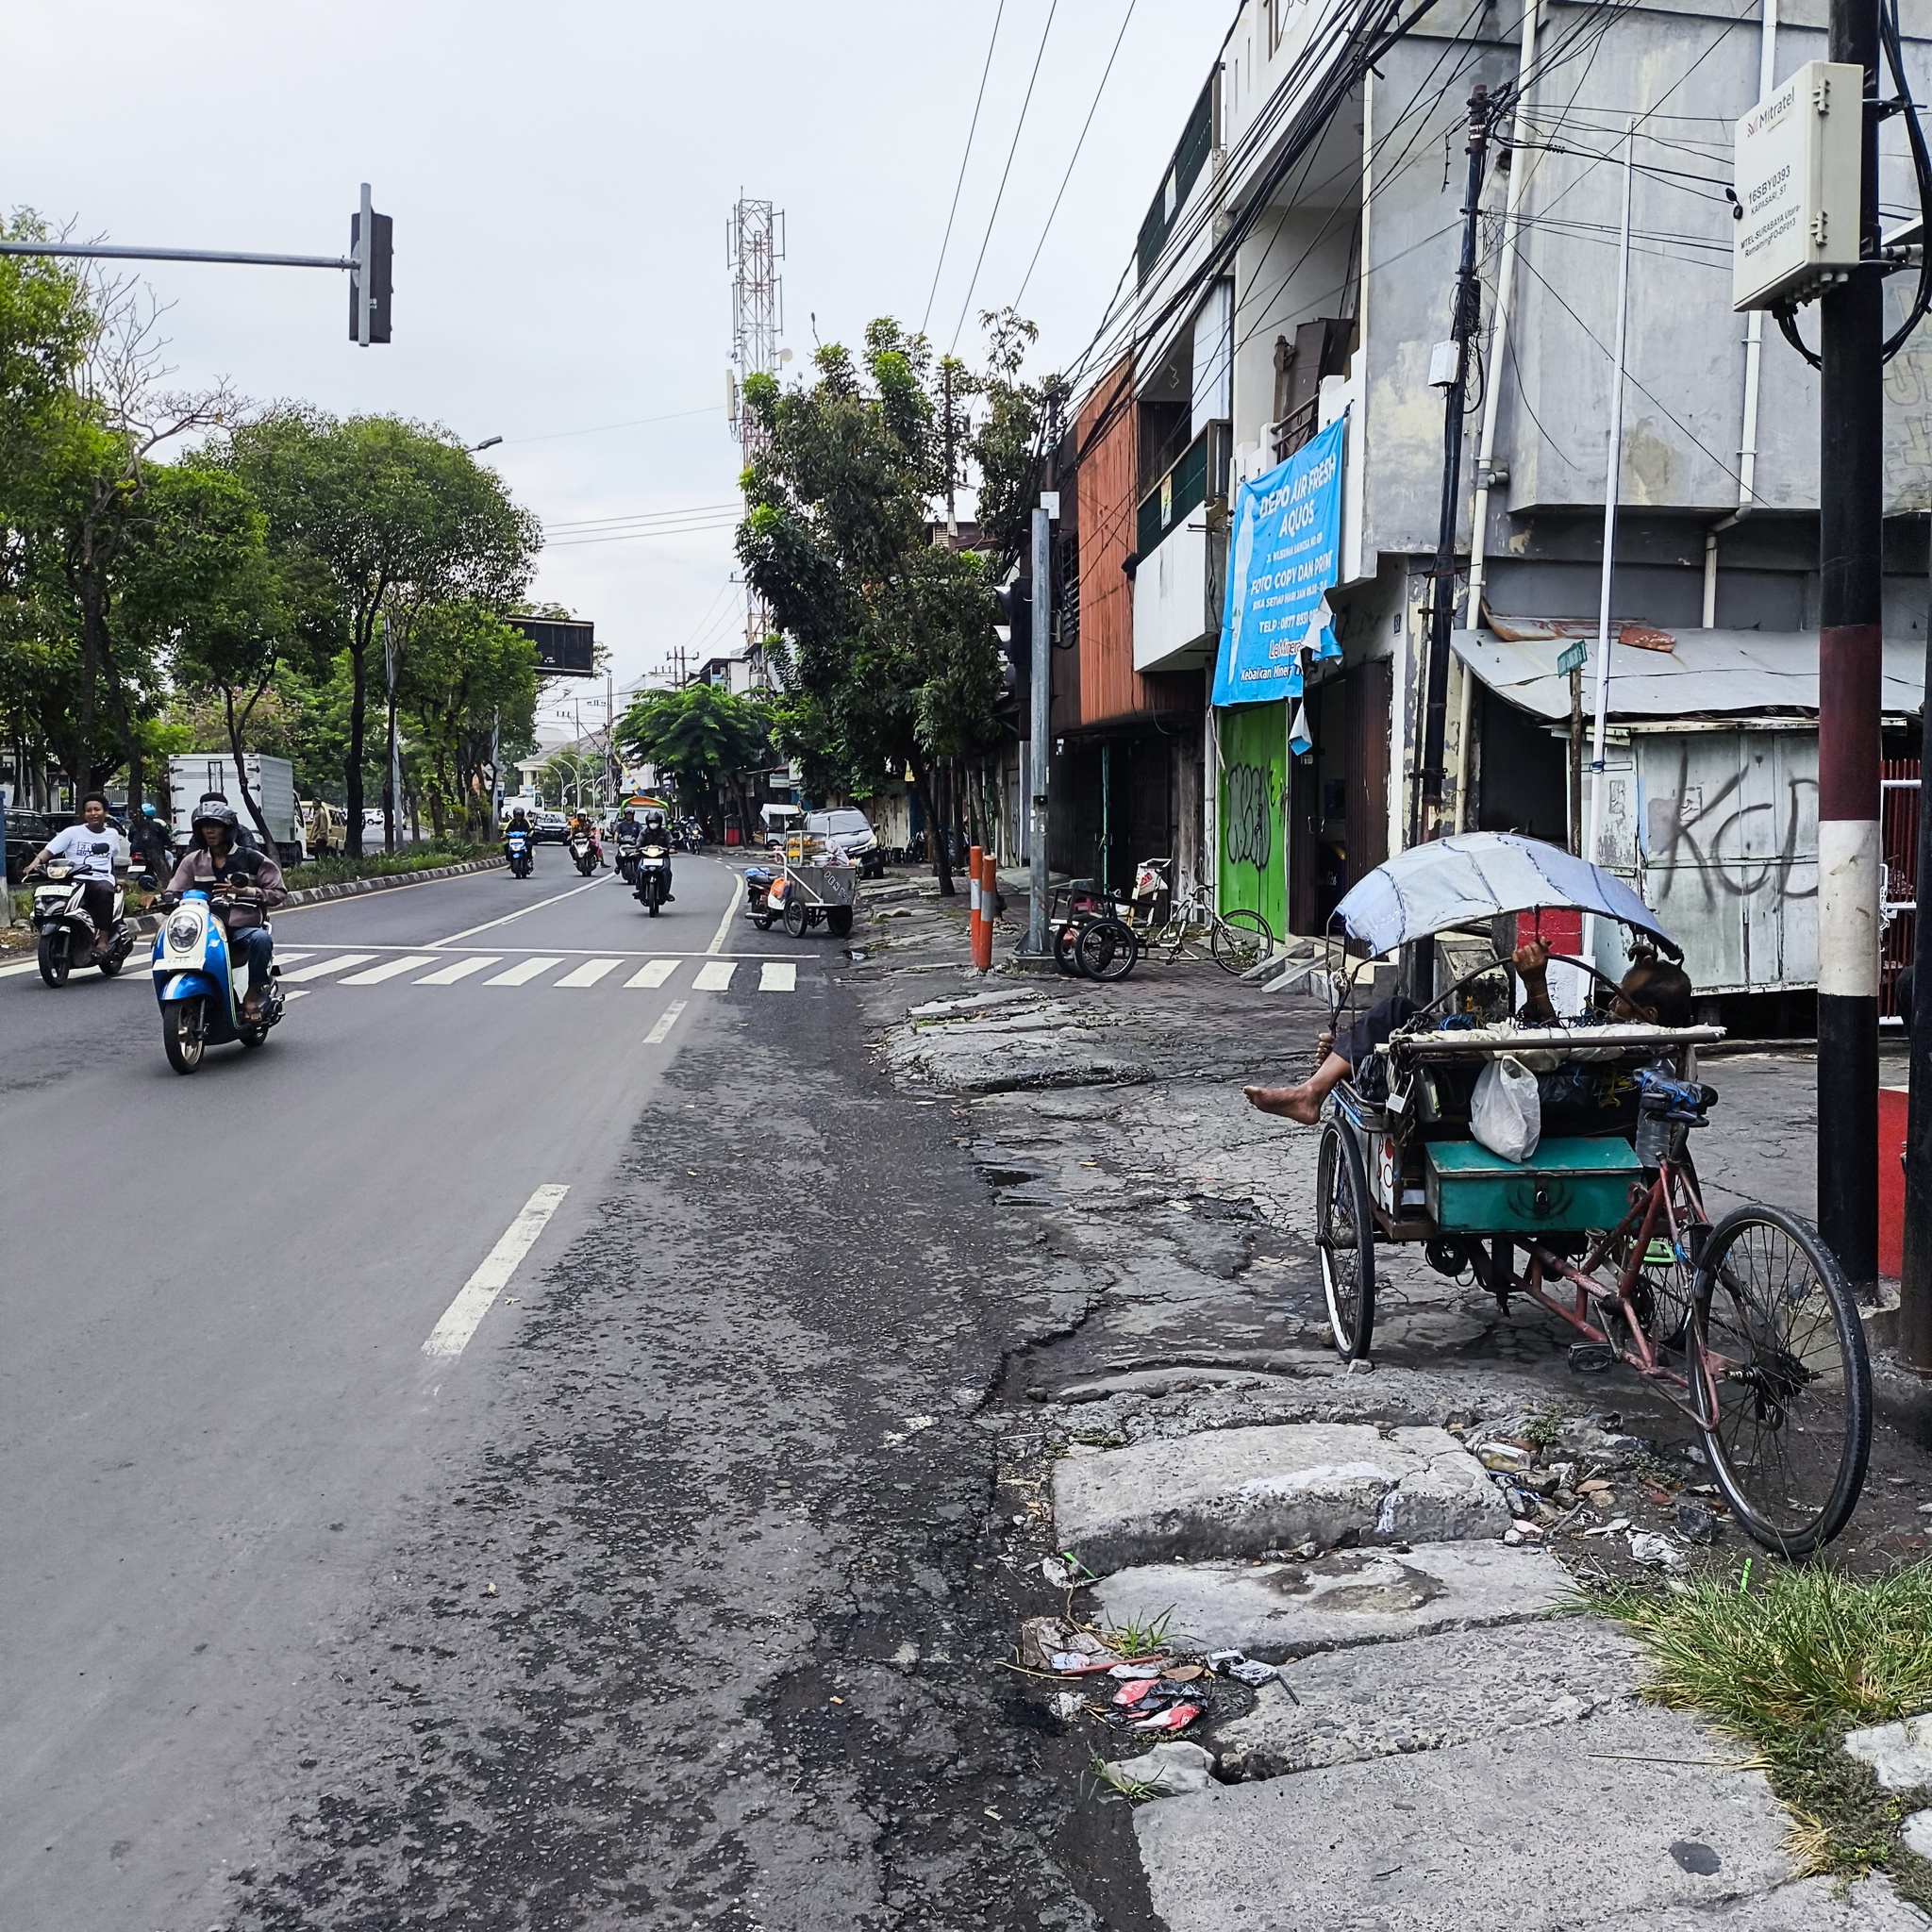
left=345, top=615, right=371, bottom=858
left=99, top=653, right=143, bottom=841
left=221, top=687, right=275, bottom=851
left=909, top=750, right=954, bottom=896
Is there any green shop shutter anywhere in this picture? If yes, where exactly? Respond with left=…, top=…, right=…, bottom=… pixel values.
left=1217, top=700, right=1286, bottom=938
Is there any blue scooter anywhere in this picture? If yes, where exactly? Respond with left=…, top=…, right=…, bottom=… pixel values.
left=505, top=827, right=534, bottom=877
left=149, top=884, right=286, bottom=1074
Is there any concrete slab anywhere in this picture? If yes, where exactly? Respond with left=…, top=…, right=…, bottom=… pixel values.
left=1052, top=1423, right=1507, bottom=1573
left=1845, top=1712, right=1932, bottom=1790
left=1209, top=1615, right=1633, bottom=1776
left=1567, top=1878, right=1928, bottom=1929
left=1090, top=1541, right=1567, bottom=1663
left=1134, top=1703, right=1796, bottom=1932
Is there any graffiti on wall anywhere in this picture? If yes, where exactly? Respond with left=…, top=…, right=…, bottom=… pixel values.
left=1224, top=762, right=1273, bottom=870
left=1641, top=743, right=1817, bottom=908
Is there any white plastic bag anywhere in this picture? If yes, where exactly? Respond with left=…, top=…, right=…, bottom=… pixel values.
left=1470, top=1055, right=1541, bottom=1163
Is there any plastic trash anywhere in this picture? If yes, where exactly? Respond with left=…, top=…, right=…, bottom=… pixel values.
left=1470, top=1055, right=1541, bottom=1163
left=1108, top=1661, right=1163, bottom=1680
left=1105, top=1740, right=1216, bottom=1795
left=1627, top=1531, right=1690, bottom=1574
left=1675, top=1499, right=1720, bottom=1545
left=1224, top=1657, right=1276, bottom=1687
left=1021, top=1617, right=1080, bottom=1672
left=1130, top=1702, right=1203, bottom=1733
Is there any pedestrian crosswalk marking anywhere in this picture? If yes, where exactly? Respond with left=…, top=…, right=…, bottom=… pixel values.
left=278, top=953, right=378, bottom=982
left=691, top=960, right=736, bottom=991
left=0, top=958, right=44, bottom=978
left=414, top=956, right=501, bottom=985
left=760, top=961, right=796, bottom=992
left=340, top=954, right=440, bottom=986
left=625, top=958, right=678, bottom=988
left=554, top=957, right=622, bottom=988
left=643, top=998, right=686, bottom=1044
left=484, top=956, right=564, bottom=986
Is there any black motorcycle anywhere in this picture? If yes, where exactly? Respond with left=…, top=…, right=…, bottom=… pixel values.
left=633, top=842, right=671, bottom=915
left=27, top=860, right=137, bottom=986
left=505, top=828, right=534, bottom=878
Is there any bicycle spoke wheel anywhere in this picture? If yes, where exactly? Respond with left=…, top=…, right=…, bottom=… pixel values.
left=1606, top=1156, right=1703, bottom=1353
left=1690, top=1204, right=1871, bottom=1555
left=1074, top=917, right=1138, bottom=983
left=1316, top=1119, right=1375, bottom=1359
left=1211, top=908, right=1274, bottom=975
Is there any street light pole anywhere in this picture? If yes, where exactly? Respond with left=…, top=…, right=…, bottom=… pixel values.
left=1817, top=0, right=1884, bottom=1297
left=1024, top=500, right=1056, bottom=957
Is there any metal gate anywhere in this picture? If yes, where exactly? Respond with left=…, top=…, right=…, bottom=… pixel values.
left=1882, top=758, right=1920, bottom=1023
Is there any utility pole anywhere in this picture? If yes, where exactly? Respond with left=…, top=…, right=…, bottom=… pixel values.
left=1417, top=85, right=1491, bottom=840
left=942, top=361, right=959, bottom=543
left=1024, top=500, right=1056, bottom=956
left=1906, top=539, right=1932, bottom=1367
left=382, top=610, right=401, bottom=856
left=1818, top=0, right=1883, bottom=1299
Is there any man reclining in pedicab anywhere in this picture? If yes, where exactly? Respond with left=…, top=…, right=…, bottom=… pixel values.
left=1246, top=936, right=1694, bottom=1125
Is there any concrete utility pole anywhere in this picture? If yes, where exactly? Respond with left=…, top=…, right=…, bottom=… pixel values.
left=1818, top=0, right=1884, bottom=1297
left=1024, top=501, right=1055, bottom=957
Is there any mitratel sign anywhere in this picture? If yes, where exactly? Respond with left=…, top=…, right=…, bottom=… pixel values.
left=1731, top=59, right=1862, bottom=312
left=1211, top=416, right=1344, bottom=708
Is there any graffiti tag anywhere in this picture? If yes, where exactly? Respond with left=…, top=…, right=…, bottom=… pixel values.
left=1224, top=762, right=1273, bottom=871
left=1644, top=744, right=1817, bottom=908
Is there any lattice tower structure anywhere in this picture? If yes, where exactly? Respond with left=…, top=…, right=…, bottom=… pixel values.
left=727, top=195, right=785, bottom=670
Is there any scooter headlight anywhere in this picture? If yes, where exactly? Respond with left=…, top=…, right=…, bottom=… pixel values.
left=166, top=910, right=202, bottom=949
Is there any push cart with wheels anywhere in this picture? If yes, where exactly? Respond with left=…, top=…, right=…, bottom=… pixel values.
left=1306, top=831, right=1872, bottom=1557
left=742, top=853, right=857, bottom=939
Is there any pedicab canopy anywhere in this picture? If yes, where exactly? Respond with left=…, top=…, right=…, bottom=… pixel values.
left=1332, top=832, right=1681, bottom=961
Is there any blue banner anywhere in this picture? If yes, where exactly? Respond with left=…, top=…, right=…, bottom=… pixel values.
left=1211, top=417, right=1345, bottom=708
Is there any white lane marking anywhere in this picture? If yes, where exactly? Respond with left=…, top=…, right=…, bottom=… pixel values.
left=277, top=953, right=378, bottom=983
left=0, top=958, right=44, bottom=978
left=760, top=961, right=797, bottom=992
left=339, top=954, right=440, bottom=986
left=704, top=887, right=739, bottom=957
left=414, top=956, right=501, bottom=985
left=484, top=956, right=564, bottom=986
left=284, top=988, right=312, bottom=1001
left=625, top=958, right=679, bottom=988
left=421, top=1184, right=569, bottom=1361
left=432, top=880, right=601, bottom=946
left=554, top=957, right=622, bottom=988
left=643, top=999, right=686, bottom=1044
left=692, top=960, right=736, bottom=991
left=272, top=951, right=313, bottom=966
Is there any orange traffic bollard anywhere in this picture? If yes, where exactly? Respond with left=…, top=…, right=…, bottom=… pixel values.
left=968, top=843, right=984, bottom=970
left=979, top=849, right=999, bottom=969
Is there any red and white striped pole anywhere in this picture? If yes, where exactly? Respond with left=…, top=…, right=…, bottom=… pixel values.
left=979, top=849, right=999, bottom=969
left=968, top=842, right=984, bottom=972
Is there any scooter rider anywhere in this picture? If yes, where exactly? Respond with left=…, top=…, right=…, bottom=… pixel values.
left=506, top=808, right=536, bottom=869
left=165, top=802, right=288, bottom=1022
left=568, top=808, right=604, bottom=867
left=25, top=792, right=129, bottom=958
left=639, top=808, right=674, bottom=901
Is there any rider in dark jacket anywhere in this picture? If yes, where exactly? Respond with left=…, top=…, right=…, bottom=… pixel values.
left=637, top=808, right=674, bottom=901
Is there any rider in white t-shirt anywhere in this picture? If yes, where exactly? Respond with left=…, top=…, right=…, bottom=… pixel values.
left=26, top=793, right=129, bottom=953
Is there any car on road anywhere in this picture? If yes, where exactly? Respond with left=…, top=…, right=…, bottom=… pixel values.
left=535, top=810, right=570, bottom=842
left=807, top=808, right=886, bottom=877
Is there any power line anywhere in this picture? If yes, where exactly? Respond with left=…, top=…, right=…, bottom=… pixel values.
left=502, top=406, right=720, bottom=445
left=1012, top=0, right=1140, bottom=311
left=949, top=0, right=1060, bottom=353
left=546, top=500, right=741, bottom=533
left=923, top=0, right=1008, bottom=338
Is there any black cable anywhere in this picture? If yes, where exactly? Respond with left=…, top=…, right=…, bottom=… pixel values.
left=1881, top=0, right=1932, bottom=359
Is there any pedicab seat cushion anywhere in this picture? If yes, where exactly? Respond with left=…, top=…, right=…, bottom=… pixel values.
left=1424, top=1135, right=1644, bottom=1235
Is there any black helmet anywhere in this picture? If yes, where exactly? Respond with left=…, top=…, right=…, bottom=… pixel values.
left=192, top=800, right=240, bottom=833
left=643, top=808, right=666, bottom=829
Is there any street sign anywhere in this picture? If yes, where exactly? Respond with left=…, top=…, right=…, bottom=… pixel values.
left=1557, top=640, right=1588, bottom=676
left=512, top=616, right=596, bottom=677
left=1732, top=60, right=1863, bottom=312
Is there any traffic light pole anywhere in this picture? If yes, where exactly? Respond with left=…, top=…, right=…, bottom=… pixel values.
left=1025, top=503, right=1054, bottom=958
left=1817, top=0, right=1884, bottom=1298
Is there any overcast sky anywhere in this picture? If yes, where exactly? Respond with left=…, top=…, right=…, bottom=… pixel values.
left=2, top=1, right=1225, bottom=740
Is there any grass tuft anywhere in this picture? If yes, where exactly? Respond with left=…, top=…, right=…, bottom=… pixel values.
left=1099, top=1607, right=1173, bottom=1657
left=1596, top=1561, right=1932, bottom=1901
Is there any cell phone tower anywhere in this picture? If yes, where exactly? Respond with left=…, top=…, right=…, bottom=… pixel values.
left=726, top=195, right=785, bottom=672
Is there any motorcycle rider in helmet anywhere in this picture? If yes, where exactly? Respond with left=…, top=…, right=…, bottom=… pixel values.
left=639, top=808, right=674, bottom=901
left=505, top=808, right=536, bottom=871
left=164, top=802, right=288, bottom=1021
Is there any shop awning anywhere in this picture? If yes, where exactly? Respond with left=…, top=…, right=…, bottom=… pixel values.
left=1451, top=625, right=1926, bottom=723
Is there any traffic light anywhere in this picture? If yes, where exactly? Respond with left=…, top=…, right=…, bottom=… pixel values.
left=349, top=184, right=391, bottom=345
left=996, top=577, right=1032, bottom=688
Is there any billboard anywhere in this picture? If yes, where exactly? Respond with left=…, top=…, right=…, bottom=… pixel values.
left=511, top=616, right=596, bottom=677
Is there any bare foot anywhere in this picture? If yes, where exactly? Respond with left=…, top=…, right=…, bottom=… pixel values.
left=1243, top=1084, right=1323, bottom=1124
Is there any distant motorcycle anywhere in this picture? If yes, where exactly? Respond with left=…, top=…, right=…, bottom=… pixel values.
left=149, top=885, right=285, bottom=1074
left=633, top=842, right=671, bottom=916
left=569, top=830, right=597, bottom=876
left=27, top=859, right=137, bottom=986
left=505, top=828, right=534, bottom=878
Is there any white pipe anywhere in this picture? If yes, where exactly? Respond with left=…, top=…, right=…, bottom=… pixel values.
left=1462, top=0, right=1540, bottom=625
left=1581, top=118, right=1636, bottom=966
left=1702, top=527, right=1719, bottom=627
left=1737, top=0, right=1777, bottom=513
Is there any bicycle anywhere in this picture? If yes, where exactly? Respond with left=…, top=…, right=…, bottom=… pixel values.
left=1089, top=857, right=1274, bottom=978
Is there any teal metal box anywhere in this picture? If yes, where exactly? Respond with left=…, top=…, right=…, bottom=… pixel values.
left=1424, top=1136, right=1643, bottom=1235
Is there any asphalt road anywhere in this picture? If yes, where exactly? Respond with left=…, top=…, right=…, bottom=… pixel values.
left=0, top=853, right=1147, bottom=1932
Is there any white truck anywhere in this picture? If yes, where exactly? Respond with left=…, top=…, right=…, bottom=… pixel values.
left=166, top=754, right=305, bottom=864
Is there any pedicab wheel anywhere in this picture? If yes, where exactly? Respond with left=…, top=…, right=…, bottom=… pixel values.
left=782, top=897, right=808, bottom=940
left=827, top=904, right=854, bottom=937
left=1053, top=921, right=1083, bottom=975
left=1211, top=908, right=1274, bottom=975
left=38, top=932, right=69, bottom=987
left=1689, top=1203, right=1872, bottom=1555
left=1075, top=916, right=1139, bottom=982
left=1316, top=1117, right=1375, bottom=1359
left=164, top=997, right=207, bottom=1074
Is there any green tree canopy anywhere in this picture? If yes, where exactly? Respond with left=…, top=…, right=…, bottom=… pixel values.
left=617, top=681, right=772, bottom=836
